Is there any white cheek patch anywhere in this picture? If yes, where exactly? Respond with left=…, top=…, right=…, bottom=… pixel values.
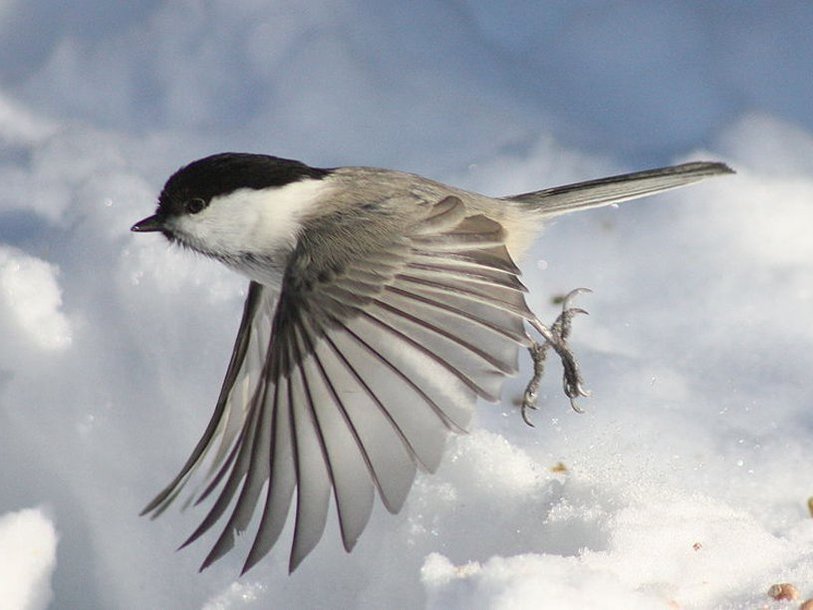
left=178, top=179, right=330, bottom=257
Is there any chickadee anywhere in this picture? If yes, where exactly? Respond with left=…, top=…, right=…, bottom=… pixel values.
left=132, top=153, right=733, bottom=573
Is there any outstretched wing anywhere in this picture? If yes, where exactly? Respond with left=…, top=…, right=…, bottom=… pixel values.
left=143, top=196, right=535, bottom=573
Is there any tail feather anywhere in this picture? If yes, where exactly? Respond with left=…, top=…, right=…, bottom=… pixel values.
left=507, top=161, right=734, bottom=218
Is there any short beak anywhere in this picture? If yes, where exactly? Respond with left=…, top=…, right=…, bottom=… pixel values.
left=131, top=214, right=164, bottom=233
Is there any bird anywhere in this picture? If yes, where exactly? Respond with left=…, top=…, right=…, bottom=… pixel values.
left=131, top=152, right=733, bottom=574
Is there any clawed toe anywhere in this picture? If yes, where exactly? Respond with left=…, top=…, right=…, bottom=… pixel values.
left=520, top=288, right=592, bottom=425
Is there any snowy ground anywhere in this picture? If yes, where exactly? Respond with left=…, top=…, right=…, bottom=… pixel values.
left=1, top=2, right=813, bottom=609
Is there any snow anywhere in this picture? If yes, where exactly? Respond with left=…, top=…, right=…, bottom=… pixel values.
left=0, top=508, right=58, bottom=610
left=1, top=2, right=813, bottom=609
left=0, top=246, right=72, bottom=351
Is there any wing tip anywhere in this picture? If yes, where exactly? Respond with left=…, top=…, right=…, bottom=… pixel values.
left=288, top=549, right=306, bottom=574
left=240, top=555, right=260, bottom=576
left=197, top=533, right=236, bottom=572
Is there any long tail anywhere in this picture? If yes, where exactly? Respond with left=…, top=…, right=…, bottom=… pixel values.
left=506, top=161, right=734, bottom=218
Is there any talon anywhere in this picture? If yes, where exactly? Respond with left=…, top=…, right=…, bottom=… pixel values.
left=562, top=287, right=592, bottom=306
left=563, top=379, right=590, bottom=399
left=565, top=387, right=589, bottom=411
left=522, top=385, right=540, bottom=409
left=521, top=404, right=537, bottom=427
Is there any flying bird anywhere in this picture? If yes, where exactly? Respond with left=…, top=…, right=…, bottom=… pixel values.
left=132, top=153, right=733, bottom=573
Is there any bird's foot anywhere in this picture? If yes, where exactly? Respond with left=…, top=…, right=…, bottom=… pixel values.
left=521, top=288, right=592, bottom=426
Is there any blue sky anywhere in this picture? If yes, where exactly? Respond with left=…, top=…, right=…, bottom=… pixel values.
left=2, top=2, right=813, bottom=609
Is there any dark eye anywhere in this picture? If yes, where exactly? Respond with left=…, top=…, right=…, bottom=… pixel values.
left=185, top=198, right=206, bottom=214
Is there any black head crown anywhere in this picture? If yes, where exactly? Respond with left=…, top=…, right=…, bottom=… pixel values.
left=159, top=153, right=331, bottom=216
left=132, top=153, right=331, bottom=233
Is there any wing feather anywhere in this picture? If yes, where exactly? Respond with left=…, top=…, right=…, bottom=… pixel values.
left=371, top=295, right=518, bottom=375
left=359, top=306, right=502, bottom=400
left=336, top=317, right=465, bottom=473
left=299, top=326, right=376, bottom=551
left=200, top=359, right=274, bottom=567
left=396, top=271, right=533, bottom=317
left=140, top=282, right=265, bottom=517
left=405, top=259, right=527, bottom=290
left=320, top=327, right=420, bottom=506
left=181, top=385, right=263, bottom=557
left=242, top=375, right=296, bottom=574
left=384, top=284, right=529, bottom=344
left=287, top=337, right=332, bottom=572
